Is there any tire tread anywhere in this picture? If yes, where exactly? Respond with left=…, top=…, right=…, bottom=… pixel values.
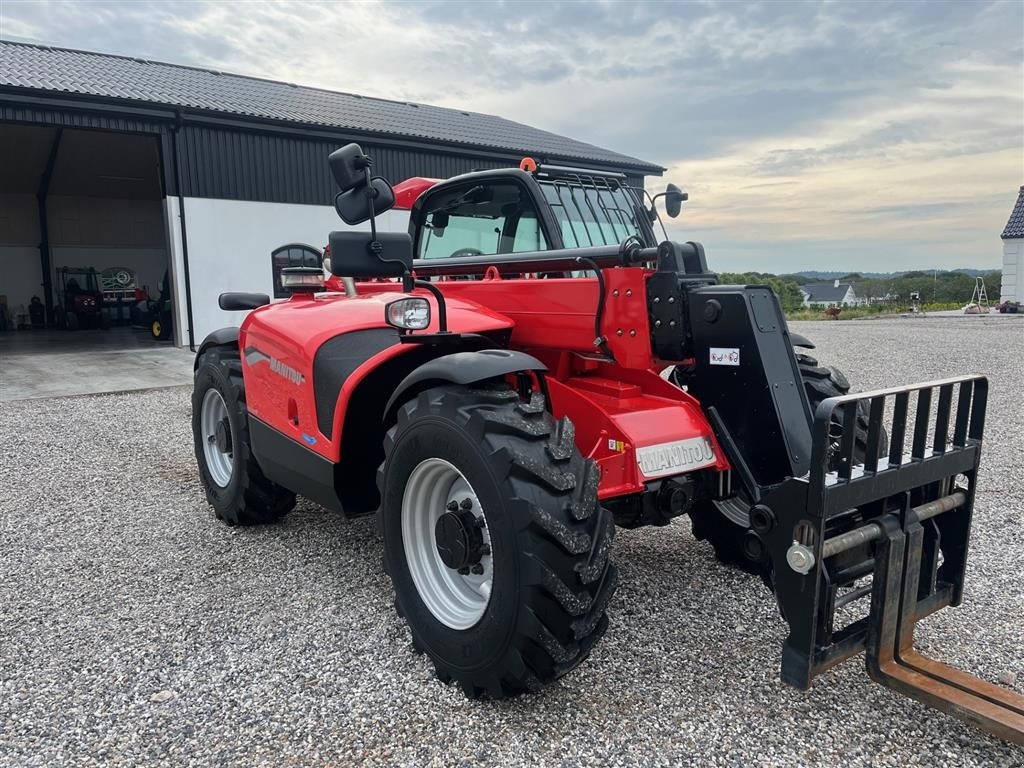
left=377, top=384, right=618, bottom=698
left=193, top=346, right=295, bottom=526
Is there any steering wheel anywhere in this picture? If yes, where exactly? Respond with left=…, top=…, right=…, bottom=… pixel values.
left=449, top=248, right=484, bottom=259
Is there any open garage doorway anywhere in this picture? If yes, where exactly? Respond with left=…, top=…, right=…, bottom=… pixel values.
left=0, top=123, right=176, bottom=355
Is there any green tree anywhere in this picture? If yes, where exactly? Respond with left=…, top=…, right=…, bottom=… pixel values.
left=719, top=272, right=805, bottom=312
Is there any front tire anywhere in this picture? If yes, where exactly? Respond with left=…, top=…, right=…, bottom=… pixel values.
left=378, top=384, right=617, bottom=699
left=192, top=346, right=295, bottom=525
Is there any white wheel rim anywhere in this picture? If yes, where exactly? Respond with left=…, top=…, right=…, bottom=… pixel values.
left=401, top=458, right=493, bottom=630
left=201, top=388, right=233, bottom=487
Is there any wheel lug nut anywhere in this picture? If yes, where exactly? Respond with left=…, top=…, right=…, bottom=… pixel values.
left=457, top=566, right=470, bottom=575
left=459, top=498, right=473, bottom=510
left=474, top=517, right=486, bottom=529
left=480, top=544, right=491, bottom=556
left=446, top=500, right=459, bottom=511
left=470, top=563, right=485, bottom=575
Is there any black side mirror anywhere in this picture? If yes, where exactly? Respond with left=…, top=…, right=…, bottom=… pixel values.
left=334, top=178, right=395, bottom=225
left=430, top=211, right=450, bottom=230
left=664, top=183, right=687, bottom=218
left=327, top=231, right=412, bottom=278
left=329, top=142, right=397, bottom=225
left=329, top=143, right=370, bottom=192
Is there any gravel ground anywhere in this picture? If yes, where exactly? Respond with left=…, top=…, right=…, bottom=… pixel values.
left=1, top=316, right=1022, bottom=767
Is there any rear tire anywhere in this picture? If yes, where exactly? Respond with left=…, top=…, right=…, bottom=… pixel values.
left=192, top=346, right=295, bottom=525
left=378, top=384, right=617, bottom=699
left=690, top=354, right=885, bottom=577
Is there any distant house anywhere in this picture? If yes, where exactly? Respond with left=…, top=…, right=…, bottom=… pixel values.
left=799, top=280, right=860, bottom=308
left=1000, top=186, right=1024, bottom=303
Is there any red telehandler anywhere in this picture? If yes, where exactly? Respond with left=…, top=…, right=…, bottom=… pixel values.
left=191, top=144, right=1022, bottom=743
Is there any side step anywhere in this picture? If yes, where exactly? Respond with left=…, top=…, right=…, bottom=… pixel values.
left=866, top=511, right=1024, bottom=745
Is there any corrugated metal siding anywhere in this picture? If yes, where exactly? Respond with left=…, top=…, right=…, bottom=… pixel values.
left=0, top=103, right=170, bottom=135
left=2, top=103, right=648, bottom=205
left=175, top=126, right=528, bottom=204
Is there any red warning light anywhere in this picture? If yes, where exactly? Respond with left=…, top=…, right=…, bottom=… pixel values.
left=519, top=157, right=538, bottom=173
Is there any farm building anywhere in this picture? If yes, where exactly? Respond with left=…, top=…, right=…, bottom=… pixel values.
left=1000, top=186, right=1024, bottom=304
left=799, top=280, right=861, bottom=308
left=0, top=39, right=662, bottom=349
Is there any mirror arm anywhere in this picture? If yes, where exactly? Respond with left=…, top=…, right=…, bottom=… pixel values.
left=412, top=278, right=449, bottom=334
left=647, top=191, right=666, bottom=222
left=363, top=165, right=379, bottom=246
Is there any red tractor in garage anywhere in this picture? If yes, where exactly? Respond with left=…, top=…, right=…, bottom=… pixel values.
left=55, top=266, right=106, bottom=330
left=191, top=144, right=1022, bottom=742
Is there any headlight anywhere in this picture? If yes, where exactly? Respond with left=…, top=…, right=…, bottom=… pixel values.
left=386, top=297, right=430, bottom=330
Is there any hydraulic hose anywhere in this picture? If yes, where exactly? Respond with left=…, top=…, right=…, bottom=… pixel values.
left=575, top=256, right=615, bottom=363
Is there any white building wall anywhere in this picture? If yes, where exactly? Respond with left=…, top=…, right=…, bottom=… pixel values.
left=178, top=197, right=410, bottom=346
left=1002, top=239, right=1022, bottom=303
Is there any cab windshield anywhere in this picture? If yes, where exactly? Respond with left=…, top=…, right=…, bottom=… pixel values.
left=538, top=178, right=650, bottom=248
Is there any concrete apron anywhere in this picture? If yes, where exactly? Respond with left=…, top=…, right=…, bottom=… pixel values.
left=1, top=332, right=195, bottom=401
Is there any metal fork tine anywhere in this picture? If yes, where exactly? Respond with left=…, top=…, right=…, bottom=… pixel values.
left=968, top=378, right=988, bottom=441
left=911, top=388, right=932, bottom=460
left=933, top=384, right=953, bottom=454
left=864, top=396, right=884, bottom=474
left=952, top=380, right=972, bottom=447
left=889, top=392, right=909, bottom=467
left=838, top=401, right=858, bottom=480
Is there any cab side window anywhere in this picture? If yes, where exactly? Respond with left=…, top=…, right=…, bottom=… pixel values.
left=418, top=181, right=548, bottom=259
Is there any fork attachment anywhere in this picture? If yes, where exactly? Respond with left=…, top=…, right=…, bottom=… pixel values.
left=757, top=375, right=1024, bottom=744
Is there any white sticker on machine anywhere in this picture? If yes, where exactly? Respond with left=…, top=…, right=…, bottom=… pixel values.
left=636, top=436, right=717, bottom=479
left=709, top=347, right=740, bottom=366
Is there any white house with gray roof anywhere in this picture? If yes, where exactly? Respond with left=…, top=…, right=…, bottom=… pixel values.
left=1000, top=186, right=1024, bottom=304
left=799, top=280, right=860, bottom=308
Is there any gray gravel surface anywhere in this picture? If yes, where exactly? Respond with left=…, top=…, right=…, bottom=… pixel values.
left=2, top=316, right=1022, bottom=767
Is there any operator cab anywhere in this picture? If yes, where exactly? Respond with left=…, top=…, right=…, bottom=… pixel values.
left=417, top=179, right=548, bottom=261
left=408, top=163, right=670, bottom=269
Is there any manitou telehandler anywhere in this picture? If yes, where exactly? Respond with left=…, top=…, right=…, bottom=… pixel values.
left=191, top=144, right=1022, bottom=742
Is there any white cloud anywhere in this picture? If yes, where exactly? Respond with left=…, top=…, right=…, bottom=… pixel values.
left=2, top=0, right=1020, bottom=272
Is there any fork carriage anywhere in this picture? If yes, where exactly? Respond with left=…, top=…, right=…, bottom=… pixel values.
left=754, top=376, right=1022, bottom=743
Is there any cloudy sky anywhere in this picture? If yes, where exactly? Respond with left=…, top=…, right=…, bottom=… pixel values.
left=2, top=0, right=1021, bottom=272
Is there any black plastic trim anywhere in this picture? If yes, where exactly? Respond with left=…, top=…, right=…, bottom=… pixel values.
left=384, top=349, right=547, bottom=420
left=248, top=417, right=343, bottom=513
left=314, top=328, right=400, bottom=438
left=193, top=326, right=239, bottom=369
left=218, top=292, right=270, bottom=311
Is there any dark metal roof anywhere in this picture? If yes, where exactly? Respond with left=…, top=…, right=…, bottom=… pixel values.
left=0, top=39, right=663, bottom=174
left=800, top=283, right=853, bottom=302
left=1001, top=186, right=1024, bottom=239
